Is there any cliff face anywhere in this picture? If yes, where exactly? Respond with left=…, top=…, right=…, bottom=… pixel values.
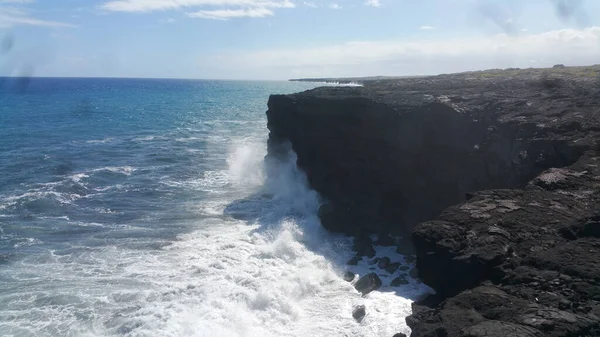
left=266, top=70, right=600, bottom=337
left=267, top=75, right=592, bottom=235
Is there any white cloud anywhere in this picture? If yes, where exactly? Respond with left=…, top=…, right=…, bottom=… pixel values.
left=101, top=0, right=295, bottom=20
left=364, top=0, right=381, bottom=7
left=199, top=26, right=600, bottom=79
left=187, top=7, right=273, bottom=19
left=419, top=25, right=435, bottom=30
left=159, top=17, right=175, bottom=23
left=328, top=3, right=340, bottom=10
left=0, top=6, right=75, bottom=27
left=101, top=0, right=294, bottom=12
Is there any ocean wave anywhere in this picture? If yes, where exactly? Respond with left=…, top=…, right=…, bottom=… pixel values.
left=91, top=166, right=136, bottom=176
left=85, top=137, right=115, bottom=144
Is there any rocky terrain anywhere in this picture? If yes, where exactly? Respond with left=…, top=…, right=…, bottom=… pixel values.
left=266, top=66, right=600, bottom=336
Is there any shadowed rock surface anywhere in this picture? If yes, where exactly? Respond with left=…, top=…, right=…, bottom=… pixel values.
left=266, top=66, right=600, bottom=337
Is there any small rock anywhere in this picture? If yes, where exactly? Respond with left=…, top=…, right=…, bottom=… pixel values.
left=385, top=262, right=401, bottom=274
left=559, top=299, right=572, bottom=309
left=354, top=273, right=382, bottom=295
left=378, top=257, right=391, bottom=269
left=392, top=333, right=408, bottom=337
left=404, top=255, right=416, bottom=264
left=375, top=234, right=395, bottom=246
left=409, top=267, right=419, bottom=278
left=347, top=256, right=361, bottom=265
left=391, top=277, right=409, bottom=286
left=343, top=271, right=355, bottom=282
left=352, top=305, right=366, bottom=322
left=399, top=265, right=410, bottom=271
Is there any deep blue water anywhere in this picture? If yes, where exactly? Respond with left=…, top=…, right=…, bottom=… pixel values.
left=0, top=78, right=315, bottom=256
left=0, top=78, right=430, bottom=337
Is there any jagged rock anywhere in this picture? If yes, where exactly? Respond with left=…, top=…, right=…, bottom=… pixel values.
left=352, top=235, right=376, bottom=258
left=392, top=334, right=407, bottom=337
left=346, top=256, right=361, bottom=266
left=391, top=276, right=410, bottom=286
left=385, top=262, right=400, bottom=274
left=267, top=66, right=600, bottom=337
left=267, top=70, right=595, bottom=235
left=354, top=273, right=382, bottom=295
left=343, top=271, right=355, bottom=282
left=352, top=305, right=366, bottom=322
left=377, top=257, right=391, bottom=269
left=404, top=255, right=416, bottom=264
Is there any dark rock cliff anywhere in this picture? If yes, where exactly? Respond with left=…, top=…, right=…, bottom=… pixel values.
left=266, top=68, right=600, bottom=337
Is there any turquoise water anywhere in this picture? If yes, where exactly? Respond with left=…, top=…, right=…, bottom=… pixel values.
left=0, top=78, right=430, bottom=337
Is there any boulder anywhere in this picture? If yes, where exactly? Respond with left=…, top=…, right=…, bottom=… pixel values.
left=391, top=277, right=410, bottom=286
left=354, top=273, right=382, bottom=295
left=377, top=257, right=391, bottom=269
left=385, top=262, right=400, bottom=274
left=352, top=305, right=366, bottom=322
left=346, top=256, right=361, bottom=266
left=352, top=235, right=376, bottom=258
left=343, top=271, right=355, bottom=282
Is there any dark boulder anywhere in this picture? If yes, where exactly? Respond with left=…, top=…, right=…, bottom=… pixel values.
left=377, top=257, right=391, bottom=269
left=354, top=273, right=382, bottom=295
left=352, top=305, right=366, bottom=322
left=392, top=334, right=407, bottom=337
left=391, top=277, right=409, bottom=286
left=343, top=271, right=355, bottom=282
left=385, top=262, right=400, bottom=274
left=346, top=256, right=361, bottom=266
left=352, top=235, right=376, bottom=258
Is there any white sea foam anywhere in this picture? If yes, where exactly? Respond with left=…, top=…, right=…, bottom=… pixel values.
left=92, top=166, right=137, bottom=176
left=85, top=137, right=115, bottom=144
left=0, top=137, right=432, bottom=337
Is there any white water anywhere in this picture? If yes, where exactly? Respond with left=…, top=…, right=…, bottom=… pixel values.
left=0, top=137, right=433, bottom=337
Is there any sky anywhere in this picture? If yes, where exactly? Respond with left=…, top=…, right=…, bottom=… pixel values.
left=0, top=0, right=599, bottom=79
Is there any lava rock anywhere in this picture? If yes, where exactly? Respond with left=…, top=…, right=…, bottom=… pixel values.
left=343, top=271, right=355, bottom=282
left=391, top=277, right=409, bottom=286
left=409, top=267, right=419, bottom=279
left=352, top=305, right=366, bottom=322
left=377, top=257, right=391, bottom=269
left=353, top=236, right=376, bottom=258
left=354, top=273, right=382, bottom=295
left=385, top=262, right=401, bottom=274
left=346, top=256, right=361, bottom=266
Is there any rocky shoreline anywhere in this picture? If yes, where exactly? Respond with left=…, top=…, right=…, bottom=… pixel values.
left=266, top=66, right=600, bottom=336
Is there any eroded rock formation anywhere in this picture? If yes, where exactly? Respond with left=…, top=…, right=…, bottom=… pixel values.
left=266, top=67, right=600, bottom=336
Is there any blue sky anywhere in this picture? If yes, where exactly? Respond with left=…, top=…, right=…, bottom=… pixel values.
left=0, top=0, right=599, bottom=79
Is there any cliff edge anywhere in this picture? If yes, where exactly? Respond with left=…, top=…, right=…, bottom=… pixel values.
left=266, top=67, right=600, bottom=336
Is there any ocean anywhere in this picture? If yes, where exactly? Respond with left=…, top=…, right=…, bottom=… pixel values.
left=0, top=78, right=431, bottom=337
